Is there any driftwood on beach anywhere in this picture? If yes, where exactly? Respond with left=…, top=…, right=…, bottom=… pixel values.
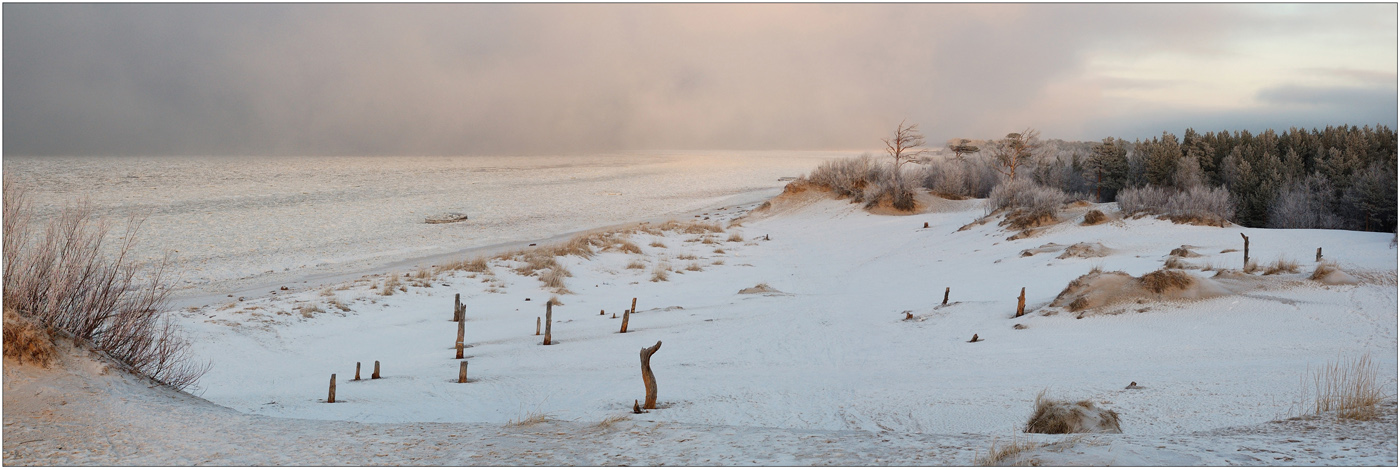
left=425, top=213, right=470, bottom=224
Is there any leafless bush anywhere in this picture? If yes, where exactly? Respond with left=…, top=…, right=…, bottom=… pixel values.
left=1116, top=185, right=1172, bottom=216
left=1269, top=174, right=1344, bottom=229
left=803, top=154, right=881, bottom=201
left=1082, top=209, right=1107, bottom=225
left=2, top=182, right=206, bottom=389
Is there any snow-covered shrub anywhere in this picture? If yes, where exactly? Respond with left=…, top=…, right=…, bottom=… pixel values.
left=862, top=165, right=919, bottom=211
left=803, top=154, right=881, bottom=201
left=987, top=178, right=1067, bottom=222
left=1119, top=185, right=1234, bottom=225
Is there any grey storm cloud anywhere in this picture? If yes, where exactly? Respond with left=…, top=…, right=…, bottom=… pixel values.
left=4, top=3, right=1395, bottom=156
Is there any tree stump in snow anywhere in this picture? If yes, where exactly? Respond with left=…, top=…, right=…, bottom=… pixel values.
left=923, top=222, right=929, bottom=229
left=354, top=362, right=361, bottom=381
left=536, top=317, right=541, bottom=336
left=1317, top=247, right=1323, bottom=262
left=600, top=309, right=605, bottom=316
left=1241, top=233, right=1250, bottom=269
left=328, top=374, right=337, bottom=403
left=458, top=361, right=469, bottom=383
left=633, top=399, right=644, bottom=414
left=372, top=361, right=381, bottom=379
left=943, top=287, right=950, bottom=305
left=1018, top=287, right=1027, bottom=315
left=543, top=303, right=553, bottom=346
left=640, top=340, right=662, bottom=409
left=969, top=334, right=981, bottom=343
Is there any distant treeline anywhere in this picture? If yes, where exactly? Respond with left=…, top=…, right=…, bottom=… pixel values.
left=938, top=125, right=1397, bottom=233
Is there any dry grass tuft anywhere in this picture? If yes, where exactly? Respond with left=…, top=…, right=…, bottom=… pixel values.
left=727, top=232, right=744, bottom=242
left=547, top=296, right=564, bottom=306
left=1162, top=256, right=1195, bottom=270
left=1263, top=258, right=1300, bottom=275
left=649, top=240, right=667, bottom=249
left=1025, top=390, right=1122, bottom=434
left=974, top=438, right=1042, bottom=466
left=712, top=259, right=725, bottom=266
left=380, top=274, right=402, bottom=296
left=651, top=264, right=671, bottom=282
left=594, top=413, right=630, bottom=430
left=713, top=248, right=725, bottom=254
left=1305, top=354, right=1387, bottom=420
left=1138, top=269, right=1194, bottom=293
left=539, top=268, right=571, bottom=293
left=327, top=298, right=352, bottom=312
left=1081, top=209, right=1107, bottom=226
left=319, top=287, right=336, bottom=297
left=4, top=308, right=55, bottom=367
left=1242, top=260, right=1261, bottom=274
left=297, top=304, right=324, bottom=319
left=625, top=259, right=647, bottom=270
left=507, top=411, right=554, bottom=427
left=1311, top=261, right=1339, bottom=280
left=616, top=241, right=643, bottom=254
left=676, top=253, right=698, bottom=260
left=685, top=262, right=702, bottom=272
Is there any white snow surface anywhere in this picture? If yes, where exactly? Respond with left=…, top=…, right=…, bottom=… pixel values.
left=3, top=158, right=1397, bottom=465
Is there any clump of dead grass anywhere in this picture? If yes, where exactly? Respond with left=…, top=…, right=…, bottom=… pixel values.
left=4, top=307, right=55, bottom=367
left=380, top=274, right=402, bottom=296
left=651, top=264, right=671, bottom=282
left=685, top=262, right=702, bottom=272
left=1262, top=258, right=1300, bottom=275
left=538, top=268, right=572, bottom=294
left=1081, top=209, right=1107, bottom=226
left=974, top=438, right=1042, bottom=466
left=594, top=413, right=630, bottom=430
left=626, top=259, right=647, bottom=270
left=507, top=411, right=554, bottom=427
left=1025, top=390, right=1122, bottom=434
left=649, top=240, right=667, bottom=249
left=1139, top=269, right=1194, bottom=293
left=727, top=232, right=744, bottom=242
left=1304, top=354, right=1387, bottom=420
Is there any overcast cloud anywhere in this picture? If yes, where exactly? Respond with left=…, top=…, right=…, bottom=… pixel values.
left=4, top=3, right=1395, bottom=156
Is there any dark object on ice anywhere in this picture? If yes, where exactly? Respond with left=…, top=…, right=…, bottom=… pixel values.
left=633, top=399, right=645, bottom=414
left=280, top=286, right=288, bottom=291
left=904, top=311, right=914, bottom=320
left=923, top=222, right=929, bottom=229
left=1124, top=381, right=1143, bottom=390
left=525, top=298, right=531, bottom=301
left=529, top=243, right=537, bottom=246
left=1013, top=323, right=1027, bottom=330
left=425, top=213, right=470, bottom=224
left=968, top=334, right=981, bottom=343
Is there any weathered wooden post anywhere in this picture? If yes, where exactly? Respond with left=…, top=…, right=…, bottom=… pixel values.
left=943, top=287, right=950, bottom=305
left=536, top=317, right=541, bottom=336
left=905, top=312, right=913, bottom=320
left=456, top=320, right=466, bottom=359
left=633, top=399, right=643, bottom=414
left=600, top=309, right=605, bottom=316
left=354, top=362, right=361, bottom=381
left=620, top=307, right=631, bottom=334
left=328, top=374, right=337, bottom=403
left=543, top=302, right=553, bottom=346
left=923, top=222, right=929, bottom=229
left=640, top=340, right=662, bottom=409
left=453, top=293, right=464, bottom=322
left=1243, top=234, right=1252, bottom=263
left=1316, top=247, right=1323, bottom=262
left=372, top=361, right=381, bottom=379
left=969, top=334, right=980, bottom=343
left=458, top=360, right=469, bottom=383
left=1020, top=288, right=1029, bottom=314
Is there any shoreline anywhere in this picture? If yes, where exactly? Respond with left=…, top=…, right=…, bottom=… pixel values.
left=165, top=186, right=780, bottom=309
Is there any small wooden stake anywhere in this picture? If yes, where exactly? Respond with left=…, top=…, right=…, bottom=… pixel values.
left=1241, top=233, right=1250, bottom=269
left=1316, top=247, right=1323, bottom=262
left=600, top=309, right=605, bottom=316
left=969, top=334, right=980, bottom=343
left=354, top=362, right=361, bottom=381
left=633, top=399, right=643, bottom=414
left=458, top=360, right=468, bottom=383
left=923, top=221, right=929, bottom=229
left=905, top=312, right=913, bottom=320
left=640, top=340, right=662, bottom=409
left=942, top=287, right=950, bottom=305
left=543, top=302, right=553, bottom=346
left=1015, top=287, right=1026, bottom=317
left=456, top=320, right=466, bottom=359
left=536, top=317, right=541, bottom=336
left=328, top=374, right=336, bottom=403
left=372, top=361, right=381, bottom=379
left=620, top=306, right=631, bottom=334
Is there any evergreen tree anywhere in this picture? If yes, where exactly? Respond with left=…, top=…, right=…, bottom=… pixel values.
left=1085, top=137, right=1129, bottom=201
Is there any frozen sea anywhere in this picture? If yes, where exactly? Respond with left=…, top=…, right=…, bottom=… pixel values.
left=3, top=152, right=844, bottom=304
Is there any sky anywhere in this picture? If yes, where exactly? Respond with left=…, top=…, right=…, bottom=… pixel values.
left=4, top=3, right=1396, bottom=157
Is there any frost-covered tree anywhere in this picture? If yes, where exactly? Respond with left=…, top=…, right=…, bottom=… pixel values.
left=991, top=129, right=1044, bottom=181
left=883, top=120, right=930, bottom=169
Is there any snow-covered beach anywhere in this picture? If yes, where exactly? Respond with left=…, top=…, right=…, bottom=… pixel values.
left=4, top=157, right=1396, bottom=465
